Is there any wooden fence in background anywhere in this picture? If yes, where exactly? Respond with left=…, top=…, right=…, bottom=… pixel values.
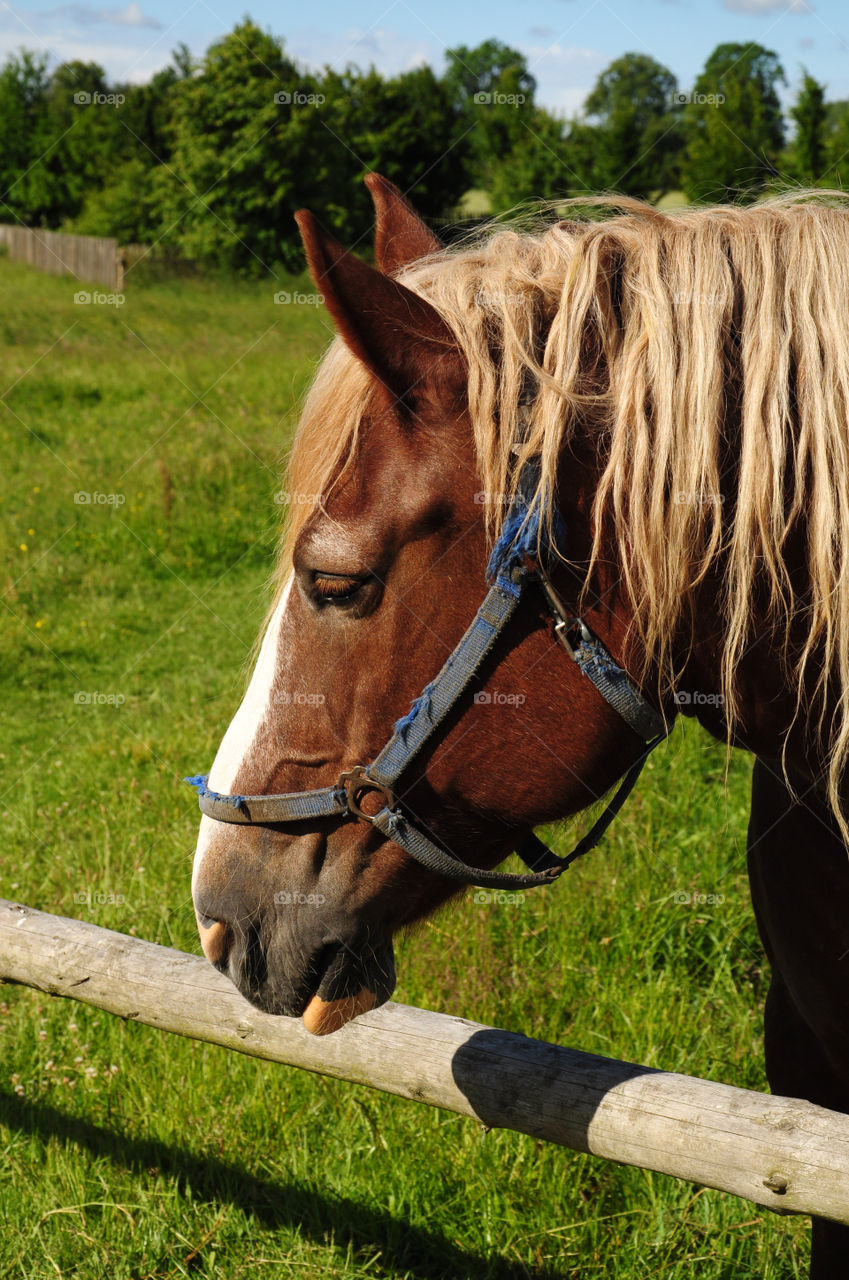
left=0, top=226, right=147, bottom=290
left=3, top=897, right=849, bottom=1226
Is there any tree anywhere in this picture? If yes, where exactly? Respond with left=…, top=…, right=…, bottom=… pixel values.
left=821, top=100, right=849, bottom=186
left=787, top=70, right=827, bottom=184
left=0, top=51, right=50, bottom=224
left=117, top=62, right=186, bottom=167
left=149, top=20, right=329, bottom=271
left=484, top=107, right=573, bottom=209
left=442, top=39, right=538, bottom=200
left=583, top=53, right=683, bottom=196
left=319, top=65, right=469, bottom=243
left=557, top=120, right=605, bottom=195
left=681, top=43, right=786, bottom=202
left=152, top=27, right=471, bottom=272
left=27, top=61, right=130, bottom=226
left=72, top=159, right=159, bottom=242
left=70, top=46, right=205, bottom=243
left=442, top=38, right=536, bottom=119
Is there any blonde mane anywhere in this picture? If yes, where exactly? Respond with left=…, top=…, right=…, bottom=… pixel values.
left=282, top=192, right=849, bottom=836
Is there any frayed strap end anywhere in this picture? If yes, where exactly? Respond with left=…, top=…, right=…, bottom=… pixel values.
left=184, top=774, right=246, bottom=809
left=184, top=774, right=210, bottom=795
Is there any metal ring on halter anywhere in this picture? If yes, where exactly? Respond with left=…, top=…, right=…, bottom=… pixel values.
left=339, top=766, right=395, bottom=823
left=555, top=616, right=592, bottom=661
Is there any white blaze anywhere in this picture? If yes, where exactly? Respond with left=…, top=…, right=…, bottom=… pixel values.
left=191, top=576, right=293, bottom=896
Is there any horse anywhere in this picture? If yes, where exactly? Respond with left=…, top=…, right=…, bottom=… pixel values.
left=189, top=174, right=849, bottom=1277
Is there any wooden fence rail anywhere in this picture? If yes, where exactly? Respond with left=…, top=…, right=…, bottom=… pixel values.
left=0, top=225, right=143, bottom=290
left=2, top=897, right=848, bottom=1224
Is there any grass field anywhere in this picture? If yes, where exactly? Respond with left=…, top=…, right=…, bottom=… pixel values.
left=0, top=258, right=809, bottom=1279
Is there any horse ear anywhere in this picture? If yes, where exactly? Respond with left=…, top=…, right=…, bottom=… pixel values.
left=294, top=207, right=462, bottom=409
left=364, top=172, right=442, bottom=275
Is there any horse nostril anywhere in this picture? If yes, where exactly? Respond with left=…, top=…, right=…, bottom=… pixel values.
left=196, top=914, right=231, bottom=966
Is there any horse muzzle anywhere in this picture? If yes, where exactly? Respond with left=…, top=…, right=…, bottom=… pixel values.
left=193, top=891, right=395, bottom=1033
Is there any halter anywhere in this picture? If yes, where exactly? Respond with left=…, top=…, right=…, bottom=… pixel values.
left=186, top=469, right=673, bottom=890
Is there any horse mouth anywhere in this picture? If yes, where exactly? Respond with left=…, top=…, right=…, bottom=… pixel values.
left=302, top=935, right=395, bottom=1034
left=223, top=931, right=396, bottom=1032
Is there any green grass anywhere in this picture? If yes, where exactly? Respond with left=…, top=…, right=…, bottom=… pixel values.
left=456, top=189, right=494, bottom=217
left=0, top=259, right=807, bottom=1279
left=654, top=190, right=691, bottom=210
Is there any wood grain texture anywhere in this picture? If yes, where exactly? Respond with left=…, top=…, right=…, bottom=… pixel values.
left=2, top=898, right=848, bottom=1223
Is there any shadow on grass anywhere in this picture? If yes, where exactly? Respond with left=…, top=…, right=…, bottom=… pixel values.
left=0, top=1087, right=558, bottom=1280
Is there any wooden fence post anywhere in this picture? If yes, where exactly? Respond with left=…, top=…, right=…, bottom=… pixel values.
left=2, top=897, right=849, bottom=1225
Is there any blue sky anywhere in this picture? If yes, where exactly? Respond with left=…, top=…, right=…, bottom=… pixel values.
left=4, top=0, right=849, bottom=113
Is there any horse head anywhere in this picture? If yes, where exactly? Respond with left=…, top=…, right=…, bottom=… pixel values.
left=190, top=175, right=657, bottom=1034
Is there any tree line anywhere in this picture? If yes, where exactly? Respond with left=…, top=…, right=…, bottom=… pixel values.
left=0, top=22, right=846, bottom=273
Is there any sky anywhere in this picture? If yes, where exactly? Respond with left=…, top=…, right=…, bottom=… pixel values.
left=2, top=0, right=849, bottom=115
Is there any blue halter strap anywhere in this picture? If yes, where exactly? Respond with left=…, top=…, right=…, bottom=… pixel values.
left=186, top=472, right=672, bottom=890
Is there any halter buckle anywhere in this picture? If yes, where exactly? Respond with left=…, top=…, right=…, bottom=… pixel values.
left=338, top=766, right=395, bottom=823
left=555, top=616, right=593, bottom=661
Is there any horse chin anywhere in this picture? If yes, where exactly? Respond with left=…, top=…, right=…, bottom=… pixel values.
left=302, top=988, right=378, bottom=1035
left=302, top=935, right=396, bottom=1035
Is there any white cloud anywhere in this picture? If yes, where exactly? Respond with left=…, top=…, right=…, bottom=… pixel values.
left=523, top=41, right=608, bottom=115
left=278, top=25, right=605, bottom=113
left=0, top=0, right=176, bottom=80
left=105, top=3, right=159, bottom=27
left=0, top=21, right=170, bottom=81
left=44, top=1, right=161, bottom=26
left=722, top=0, right=812, bottom=13
left=287, top=26, right=437, bottom=77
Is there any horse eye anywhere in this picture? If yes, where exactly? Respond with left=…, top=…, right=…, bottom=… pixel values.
left=310, top=572, right=364, bottom=604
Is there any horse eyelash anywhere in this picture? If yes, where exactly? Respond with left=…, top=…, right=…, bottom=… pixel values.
left=311, top=573, right=363, bottom=601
